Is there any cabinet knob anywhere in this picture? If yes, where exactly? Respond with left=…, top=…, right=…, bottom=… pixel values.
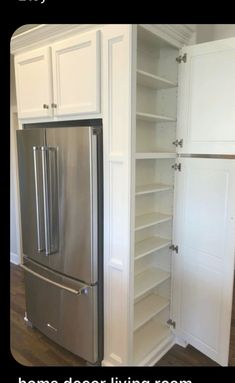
left=43, top=104, right=49, bottom=109
left=51, top=103, right=57, bottom=108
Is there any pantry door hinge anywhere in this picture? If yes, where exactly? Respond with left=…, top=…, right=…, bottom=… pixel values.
left=176, top=53, right=187, bottom=63
left=167, top=319, right=176, bottom=329
left=172, top=163, right=181, bottom=171
left=172, top=139, right=183, bottom=148
left=169, top=244, right=179, bottom=253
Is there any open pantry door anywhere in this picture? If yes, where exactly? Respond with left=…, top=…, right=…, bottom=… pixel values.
left=171, top=157, right=235, bottom=366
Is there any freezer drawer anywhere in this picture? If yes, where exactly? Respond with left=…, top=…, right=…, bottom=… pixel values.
left=23, top=259, right=99, bottom=364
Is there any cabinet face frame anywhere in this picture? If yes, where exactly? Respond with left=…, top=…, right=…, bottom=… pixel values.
left=14, top=47, right=53, bottom=119
left=51, top=30, right=100, bottom=116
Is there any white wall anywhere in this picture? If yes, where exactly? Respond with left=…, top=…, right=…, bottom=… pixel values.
left=196, top=24, right=214, bottom=43
left=213, top=24, right=235, bottom=40
left=196, top=24, right=235, bottom=43
left=10, top=54, right=21, bottom=265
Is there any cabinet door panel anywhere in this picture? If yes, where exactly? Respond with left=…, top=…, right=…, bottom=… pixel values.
left=177, top=38, right=235, bottom=154
left=14, top=47, right=53, bottom=119
left=52, top=30, right=100, bottom=116
left=172, top=158, right=235, bottom=365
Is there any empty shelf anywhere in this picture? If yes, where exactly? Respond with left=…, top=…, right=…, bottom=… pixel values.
left=136, top=112, right=176, bottom=123
left=136, top=183, right=173, bottom=196
left=133, top=319, right=171, bottom=365
left=135, top=236, right=171, bottom=260
left=137, top=69, right=177, bottom=89
left=134, top=293, right=169, bottom=331
left=136, top=152, right=176, bottom=159
left=135, top=212, right=172, bottom=231
left=134, top=267, right=170, bottom=300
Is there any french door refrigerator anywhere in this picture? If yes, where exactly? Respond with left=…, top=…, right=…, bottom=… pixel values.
left=16, top=122, right=103, bottom=364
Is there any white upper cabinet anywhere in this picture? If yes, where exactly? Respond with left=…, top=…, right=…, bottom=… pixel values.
left=51, top=30, right=100, bottom=116
left=177, top=37, right=235, bottom=154
left=14, top=30, right=100, bottom=120
left=14, top=47, right=53, bottom=119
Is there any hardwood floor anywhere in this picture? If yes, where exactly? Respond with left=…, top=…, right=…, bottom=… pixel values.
left=10, top=263, right=235, bottom=366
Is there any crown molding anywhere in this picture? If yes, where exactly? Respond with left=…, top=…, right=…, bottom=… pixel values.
left=140, top=24, right=196, bottom=47
left=11, top=24, right=196, bottom=55
left=10, top=24, right=102, bottom=54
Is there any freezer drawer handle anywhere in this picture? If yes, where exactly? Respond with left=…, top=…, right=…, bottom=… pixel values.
left=21, top=265, right=90, bottom=295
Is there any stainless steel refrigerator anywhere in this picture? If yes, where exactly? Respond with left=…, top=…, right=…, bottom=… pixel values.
left=16, top=121, right=103, bottom=364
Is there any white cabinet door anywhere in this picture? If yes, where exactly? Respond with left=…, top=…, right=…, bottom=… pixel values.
left=177, top=38, right=235, bottom=154
left=172, top=157, right=235, bottom=365
left=15, top=47, right=53, bottom=119
left=51, top=30, right=100, bottom=116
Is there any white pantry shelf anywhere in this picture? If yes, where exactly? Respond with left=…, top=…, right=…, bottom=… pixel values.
left=133, top=319, right=171, bottom=365
left=135, top=236, right=171, bottom=260
left=134, top=293, right=169, bottom=331
left=137, top=69, right=177, bottom=89
left=135, top=183, right=173, bottom=196
left=136, top=112, right=176, bottom=123
left=135, top=212, right=172, bottom=231
left=134, top=267, right=170, bottom=300
left=136, top=152, right=176, bottom=159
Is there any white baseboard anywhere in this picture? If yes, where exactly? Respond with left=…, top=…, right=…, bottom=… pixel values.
left=10, top=252, right=20, bottom=265
left=175, top=336, right=188, bottom=348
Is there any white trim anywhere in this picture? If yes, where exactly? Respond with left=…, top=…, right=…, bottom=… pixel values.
left=175, top=336, right=188, bottom=348
left=11, top=24, right=104, bottom=54
left=139, top=24, right=196, bottom=48
left=10, top=252, right=20, bottom=265
left=11, top=24, right=196, bottom=55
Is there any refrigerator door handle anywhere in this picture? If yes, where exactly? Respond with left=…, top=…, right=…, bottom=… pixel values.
left=41, top=146, right=51, bottom=255
left=21, top=264, right=90, bottom=295
left=41, top=146, right=59, bottom=255
left=33, top=146, right=44, bottom=253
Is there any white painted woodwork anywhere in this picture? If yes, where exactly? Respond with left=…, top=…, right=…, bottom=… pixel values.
left=10, top=24, right=195, bottom=55
left=177, top=37, right=235, bottom=154
left=135, top=212, right=172, bottom=231
left=136, top=152, right=176, bottom=159
left=133, top=319, right=171, bottom=365
left=134, top=293, right=169, bottom=330
left=14, top=47, right=53, bottom=119
left=136, top=183, right=173, bottom=195
left=132, top=24, right=179, bottom=366
left=102, top=25, right=133, bottom=366
left=172, top=158, right=235, bottom=365
left=136, top=112, right=175, bottom=123
left=51, top=30, right=100, bottom=116
left=136, top=120, right=176, bottom=154
left=135, top=236, right=171, bottom=261
left=137, top=69, right=177, bottom=89
left=134, top=268, right=170, bottom=299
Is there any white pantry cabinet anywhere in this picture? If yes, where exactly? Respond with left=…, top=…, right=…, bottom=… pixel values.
left=14, top=30, right=100, bottom=119
left=102, top=25, right=235, bottom=367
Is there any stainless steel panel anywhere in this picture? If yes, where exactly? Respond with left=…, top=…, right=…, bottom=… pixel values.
left=23, top=259, right=99, bottom=363
left=179, top=154, right=235, bottom=159
left=17, top=129, right=49, bottom=266
left=45, top=127, right=99, bottom=284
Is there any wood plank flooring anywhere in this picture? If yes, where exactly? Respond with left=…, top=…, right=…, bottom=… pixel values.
left=10, top=263, right=235, bottom=366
